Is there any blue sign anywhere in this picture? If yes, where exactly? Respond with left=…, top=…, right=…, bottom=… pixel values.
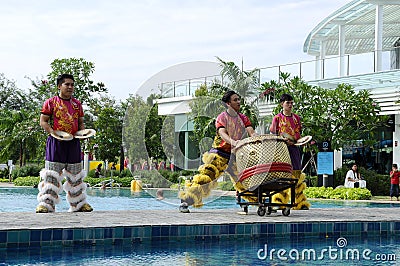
left=317, top=152, right=334, bottom=175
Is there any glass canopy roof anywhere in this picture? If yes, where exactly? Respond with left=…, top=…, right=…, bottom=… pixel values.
left=303, top=0, right=400, bottom=56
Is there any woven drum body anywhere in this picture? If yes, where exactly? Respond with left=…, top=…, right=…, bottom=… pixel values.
left=235, top=135, right=292, bottom=191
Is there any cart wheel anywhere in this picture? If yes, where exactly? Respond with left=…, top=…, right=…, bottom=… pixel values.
left=266, top=207, right=272, bottom=215
left=257, top=206, right=266, bottom=216
left=244, top=206, right=248, bottom=214
left=282, top=208, right=290, bottom=216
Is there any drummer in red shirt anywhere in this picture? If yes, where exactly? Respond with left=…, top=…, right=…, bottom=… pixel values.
left=179, top=90, right=257, bottom=213
left=390, top=164, right=400, bottom=201
left=270, top=94, right=302, bottom=177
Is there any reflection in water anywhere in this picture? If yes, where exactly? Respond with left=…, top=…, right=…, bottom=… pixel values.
left=0, top=235, right=398, bottom=265
left=0, top=187, right=238, bottom=212
left=0, top=187, right=400, bottom=212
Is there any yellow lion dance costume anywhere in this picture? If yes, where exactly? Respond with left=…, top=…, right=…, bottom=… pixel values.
left=179, top=151, right=228, bottom=208
left=179, top=152, right=310, bottom=211
left=271, top=170, right=311, bottom=210
left=179, top=90, right=310, bottom=212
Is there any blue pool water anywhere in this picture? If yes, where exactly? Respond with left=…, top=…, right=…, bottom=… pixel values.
left=0, top=235, right=398, bottom=265
left=0, top=187, right=399, bottom=212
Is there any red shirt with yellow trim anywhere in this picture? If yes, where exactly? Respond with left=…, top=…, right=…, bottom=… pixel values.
left=270, top=112, right=302, bottom=141
left=41, top=96, right=83, bottom=135
left=212, top=111, right=252, bottom=153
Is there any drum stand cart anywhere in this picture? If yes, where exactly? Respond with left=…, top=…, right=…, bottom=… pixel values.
left=236, top=177, right=298, bottom=216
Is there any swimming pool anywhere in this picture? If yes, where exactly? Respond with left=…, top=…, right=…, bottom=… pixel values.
left=0, top=234, right=398, bottom=265
left=0, top=187, right=399, bottom=212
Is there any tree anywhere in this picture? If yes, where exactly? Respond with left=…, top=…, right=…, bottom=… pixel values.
left=216, top=56, right=260, bottom=127
left=90, top=95, right=124, bottom=163
left=259, top=73, right=383, bottom=151
left=23, top=57, right=109, bottom=162
left=0, top=73, right=28, bottom=110
left=189, top=83, right=227, bottom=151
left=0, top=74, right=45, bottom=165
left=28, top=58, right=108, bottom=108
left=143, top=94, right=167, bottom=161
left=122, top=95, right=152, bottom=164
left=189, top=58, right=261, bottom=149
left=0, top=58, right=108, bottom=166
left=216, top=56, right=259, bottom=101
left=122, top=93, right=169, bottom=167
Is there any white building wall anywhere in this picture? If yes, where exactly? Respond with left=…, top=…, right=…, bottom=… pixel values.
left=393, top=114, right=400, bottom=165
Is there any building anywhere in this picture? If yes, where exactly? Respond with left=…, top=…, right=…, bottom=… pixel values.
left=155, top=0, right=400, bottom=173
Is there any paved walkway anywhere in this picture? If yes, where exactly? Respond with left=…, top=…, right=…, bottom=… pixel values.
left=1, top=182, right=399, bottom=231
left=1, top=207, right=399, bottom=231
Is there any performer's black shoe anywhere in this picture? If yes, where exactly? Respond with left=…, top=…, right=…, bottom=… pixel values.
left=179, top=202, right=190, bottom=213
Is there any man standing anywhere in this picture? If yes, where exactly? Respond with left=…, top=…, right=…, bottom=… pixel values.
left=36, top=74, right=93, bottom=213
left=179, top=90, right=257, bottom=213
left=270, top=94, right=302, bottom=172
left=270, top=93, right=310, bottom=210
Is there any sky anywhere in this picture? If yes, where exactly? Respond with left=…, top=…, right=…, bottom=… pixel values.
left=0, top=0, right=350, bottom=101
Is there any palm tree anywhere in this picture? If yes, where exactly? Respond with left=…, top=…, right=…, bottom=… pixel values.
left=190, top=58, right=261, bottom=146
left=216, top=57, right=260, bottom=128
left=216, top=56, right=260, bottom=101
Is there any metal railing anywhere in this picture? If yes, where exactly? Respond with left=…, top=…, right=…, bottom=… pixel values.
left=159, top=47, right=400, bottom=98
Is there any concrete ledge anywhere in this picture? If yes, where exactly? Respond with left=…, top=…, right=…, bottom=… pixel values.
left=0, top=208, right=399, bottom=248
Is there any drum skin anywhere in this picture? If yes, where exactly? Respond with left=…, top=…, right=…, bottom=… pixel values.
left=235, top=135, right=293, bottom=191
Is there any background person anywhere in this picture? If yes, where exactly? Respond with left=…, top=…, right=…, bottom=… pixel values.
left=36, top=74, right=93, bottom=213
left=95, top=163, right=102, bottom=178
left=390, top=164, right=400, bottom=201
left=156, top=189, right=164, bottom=200
left=344, top=164, right=366, bottom=188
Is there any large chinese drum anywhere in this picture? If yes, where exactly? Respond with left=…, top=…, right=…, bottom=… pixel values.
left=235, top=135, right=292, bottom=191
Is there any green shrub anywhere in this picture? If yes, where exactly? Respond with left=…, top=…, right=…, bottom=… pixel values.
left=118, top=169, right=133, bottom=177
left=13, top=176, right=40, bottom=187
left=305, top=186, right=372, bottom=200
left=305, top=175, right=318, bottom=187
left=85, top=177, right=106, bottom=187
left=87, top=169, right=97, bottom=178
left=11, top=165, right=42, bottom=179
left=0, top=169, right=9, bottom=179
left=0, top=178, right=9, bottom=183
left=304, top=187, right=331, bottom=198
left=180, top=169, right=196, bottom=176
left=113, top=177, right=135, bottom=187
left=329, top=187, right=371, bottom=200
left=170, top=183, right=179, bottom=189
left=218, top=181, right=234, bottom=191
left=131, top=170, right=194, bottom=188
left=363, top=173, right=389, bottom=196
left=105, top=170, right=120, bottom=178
left=158, top=170, right=181, bottom=183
